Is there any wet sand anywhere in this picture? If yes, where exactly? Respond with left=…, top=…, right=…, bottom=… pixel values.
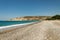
left=0, top=20, right=60, bottom=40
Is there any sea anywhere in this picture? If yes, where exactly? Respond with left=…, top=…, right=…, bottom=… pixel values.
left=0, top=20, right=38, bottom=27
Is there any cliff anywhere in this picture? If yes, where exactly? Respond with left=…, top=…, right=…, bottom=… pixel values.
left=9, top=16, right=51, bottom=21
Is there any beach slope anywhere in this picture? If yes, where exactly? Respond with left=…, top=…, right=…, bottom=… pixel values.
left=0, top=20, right=60, bottom=40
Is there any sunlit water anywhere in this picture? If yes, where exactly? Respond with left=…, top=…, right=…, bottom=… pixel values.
left=0, top=20, right=38, bottom=27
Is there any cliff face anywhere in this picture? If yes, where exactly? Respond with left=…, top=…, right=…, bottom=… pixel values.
left=9, top=16, right=51, bottom=21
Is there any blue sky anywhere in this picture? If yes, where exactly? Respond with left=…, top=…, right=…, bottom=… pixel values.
left=0, top=0, right=60, bottom=20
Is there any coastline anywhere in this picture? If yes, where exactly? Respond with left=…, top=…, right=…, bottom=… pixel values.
left=0, top=21, right=39, bottom=33
left=0, top=20, right=60, bottom=40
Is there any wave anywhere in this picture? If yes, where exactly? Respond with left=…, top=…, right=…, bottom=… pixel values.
left=0, top=22, right=36, bottom=32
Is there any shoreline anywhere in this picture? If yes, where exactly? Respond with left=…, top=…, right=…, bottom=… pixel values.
left=0, top=20, right=60, bottom=40
left=0, top=21, right=39, bottom=33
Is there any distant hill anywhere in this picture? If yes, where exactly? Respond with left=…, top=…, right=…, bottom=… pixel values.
left=9, top=16, right=51, bottom=21
left=46, top=15, right=60, bottom=20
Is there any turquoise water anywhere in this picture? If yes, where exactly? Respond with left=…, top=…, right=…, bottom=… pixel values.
left=0, top=20, right=38, bottom=27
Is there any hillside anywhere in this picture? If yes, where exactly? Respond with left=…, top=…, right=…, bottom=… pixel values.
left=9, top=16, right=51, bottom=21
left=46, top=15, right=60, bottom=20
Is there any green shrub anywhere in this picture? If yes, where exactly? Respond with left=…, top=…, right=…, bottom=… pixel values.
left=46, top=15, right=60, bottom=20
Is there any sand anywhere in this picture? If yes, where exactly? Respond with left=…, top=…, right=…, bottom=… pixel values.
left=0, top=20, right=60, bottom=40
